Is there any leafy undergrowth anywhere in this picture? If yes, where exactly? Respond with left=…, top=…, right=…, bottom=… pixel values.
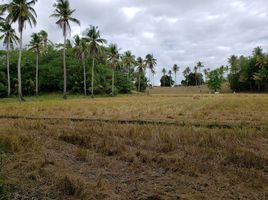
left=0, top=119, right=267, bottom=199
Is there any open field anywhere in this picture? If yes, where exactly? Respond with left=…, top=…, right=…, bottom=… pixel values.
left=0, top=92, right=268, bottom=199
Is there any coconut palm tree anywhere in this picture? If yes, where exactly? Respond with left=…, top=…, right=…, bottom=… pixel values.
left=73, top=35, right=88, bottom=95
left=107, top=44, right=120, bottom=96
left=51, top=0, right=80, bottom=99
left=168, top=70, right=172, bottom=86
left=162, top=68, right=166, bottom=76
left=122, top=51, right=135, bottom=81
left=145, top=54, right=157, bottom=87
left=29, top=32, right=42, bottom=96
left=84, top=26, right=107, bottom=98
left=162, top=68, right=167, bottom=87
left=0, top=21, right=19, bottom=97
left=39, top=30, right=49, bottom=51
left=194, top=66, right=198, bottom=86
left=3, top=0, right=37, bottom=101
left=136, top=57, right=145, bottom=92
left=196, top=61, right=204, bottom=86
left=183, top=67, right=191, bottom=86
left=151, top=69, right=156, bottom=87
left=172, top=64, right=179, bottom=86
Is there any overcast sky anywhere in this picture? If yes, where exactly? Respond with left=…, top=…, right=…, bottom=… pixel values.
left=8, top=0, right=268, bottom=84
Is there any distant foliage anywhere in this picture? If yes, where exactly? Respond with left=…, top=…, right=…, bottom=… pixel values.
left=181, top=73, right=204, bottom=86
left=0, top=72, right=7, bottom=98
left=135, top=72, right=148, bottom=92
left=160, top=75, right=174, bottom=87
left=207, top=67, right=225, bottom=92
left=228, top=47, right=268, bottom=92
left=0, top=45, right=133, bottom=97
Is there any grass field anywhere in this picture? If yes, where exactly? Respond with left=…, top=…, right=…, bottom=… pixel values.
left=0, top=91, right=267, bottom=199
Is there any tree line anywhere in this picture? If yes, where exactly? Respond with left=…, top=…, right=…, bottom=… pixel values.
left=0, top=0, right=157, bottom=100
left=1, top=1, right=267, bottom=100
left=159, top=47, right=268, bottom=93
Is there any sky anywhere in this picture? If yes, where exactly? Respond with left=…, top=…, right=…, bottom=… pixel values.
left=5, top=0, right=268, bottom=85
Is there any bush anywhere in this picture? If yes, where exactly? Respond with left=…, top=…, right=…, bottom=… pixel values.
left=0, top=83, right=7, bottom=98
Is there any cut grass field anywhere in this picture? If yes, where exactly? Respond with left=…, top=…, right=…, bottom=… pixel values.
left=0, top=91, right=267, bottom=199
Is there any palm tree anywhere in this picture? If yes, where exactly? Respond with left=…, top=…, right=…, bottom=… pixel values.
left=0, top=21, right=19, bottom=97
left=122, top=51, right=135, bottom=81
left=194, top=66, right=198, bottom=86
left=183, top=67, right=191, bottom=86
left=196, top=61, right=204, bottom=86
left=107, top=44, right=120, bottom=96
left=29, top=32, right=42, bottom=96
left=168, top=70, right=172, bottom=86
left=151, top=69, right=156, bottom=87
left=172, top=64, right=179, bottom=86
left=145, top=54, right=157, bottom=87
left=162, top=68, right=167, bottom=76
left=51, top=0, right=80, bottom=99
left=162, top=68, right=167, bottom=87
left=84, top=26, right=107, bottom=98
left=136, top=57, right=144, bottom=92
left=39, top=30, right=49, bottom=51
left=4, top=0, right=37, bottom=101
left=73, top=35, right=88, bottom=95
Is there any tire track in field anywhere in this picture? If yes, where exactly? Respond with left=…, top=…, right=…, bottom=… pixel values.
left=0, top=115, right=267, bottom=130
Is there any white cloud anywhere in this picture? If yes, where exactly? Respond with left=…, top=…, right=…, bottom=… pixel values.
left=121, top=7, right=143, bottom=20
left=4, top=0, right=268, bottom=85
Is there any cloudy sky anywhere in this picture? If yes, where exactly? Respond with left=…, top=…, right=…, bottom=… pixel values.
left=11, top=0, right=268, bottom=84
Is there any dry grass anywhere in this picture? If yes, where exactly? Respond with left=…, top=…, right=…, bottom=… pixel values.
left=0, top=92, right=268, bottom=199
left=0, top=93, right=268, bottom=126
left=0, top=119, right=267, bottom=199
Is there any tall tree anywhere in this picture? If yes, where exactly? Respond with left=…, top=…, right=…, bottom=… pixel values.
left=51, top=0, right=80, bottom=99
left=183, top=67, right=191, bottom=86
left=145, top=54, right=157, bottom=87
left=84, top=26, right=107, bottom=98
left=136, top=57, right=144, bottom=92
left=73, top=35, right=88, bottom=95
left=39, top=30, right=49, bottom=51
left=162, top=68, right=166, bottom=76
left=168, top=70, right=172, bottom=86
left=4, top=0, right=37, bottom=101
left=122, top=51, right=135, bottom=81
left=194, top=66, right=198, bottom=86
left=29, top=32, right=42, bottom=96
left=0, top=21, right=19, bottom=96
left=107, top=44, right=120, bottom=96
left=151, top=69, right=156, bottom=87
left=172, top=64, right=179, bottom=86
left=196, top=61, right=204, bottom=86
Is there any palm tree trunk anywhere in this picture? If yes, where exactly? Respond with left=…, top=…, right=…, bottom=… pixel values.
left=82, top=53, right=86, bottom=96
left=112, top=69, right=115, bottom=96
left=35, top=53, right=39, bottom=96
left=138, top=73, right=141, bottom=92
left=148, top=69, right=151, bottom=88
left=91, top=57, right=94, bottom=98
left=127, top=65, right=130, bottom=81
left=175, top=72, right=177, bottom=86
left=7, top=39, right=10, bottom=97
left=63, top=32, right=67, bottom=99
left=18, top=31, right=23, bottom=101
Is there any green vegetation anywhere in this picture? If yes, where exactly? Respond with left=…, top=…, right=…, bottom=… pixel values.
left=228, top=47, right=268, bottom=92
left=207, top=67, right=225, bottom=92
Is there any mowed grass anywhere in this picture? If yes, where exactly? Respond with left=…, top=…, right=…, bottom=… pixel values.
left=0, top=91, right=268, bottom=199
